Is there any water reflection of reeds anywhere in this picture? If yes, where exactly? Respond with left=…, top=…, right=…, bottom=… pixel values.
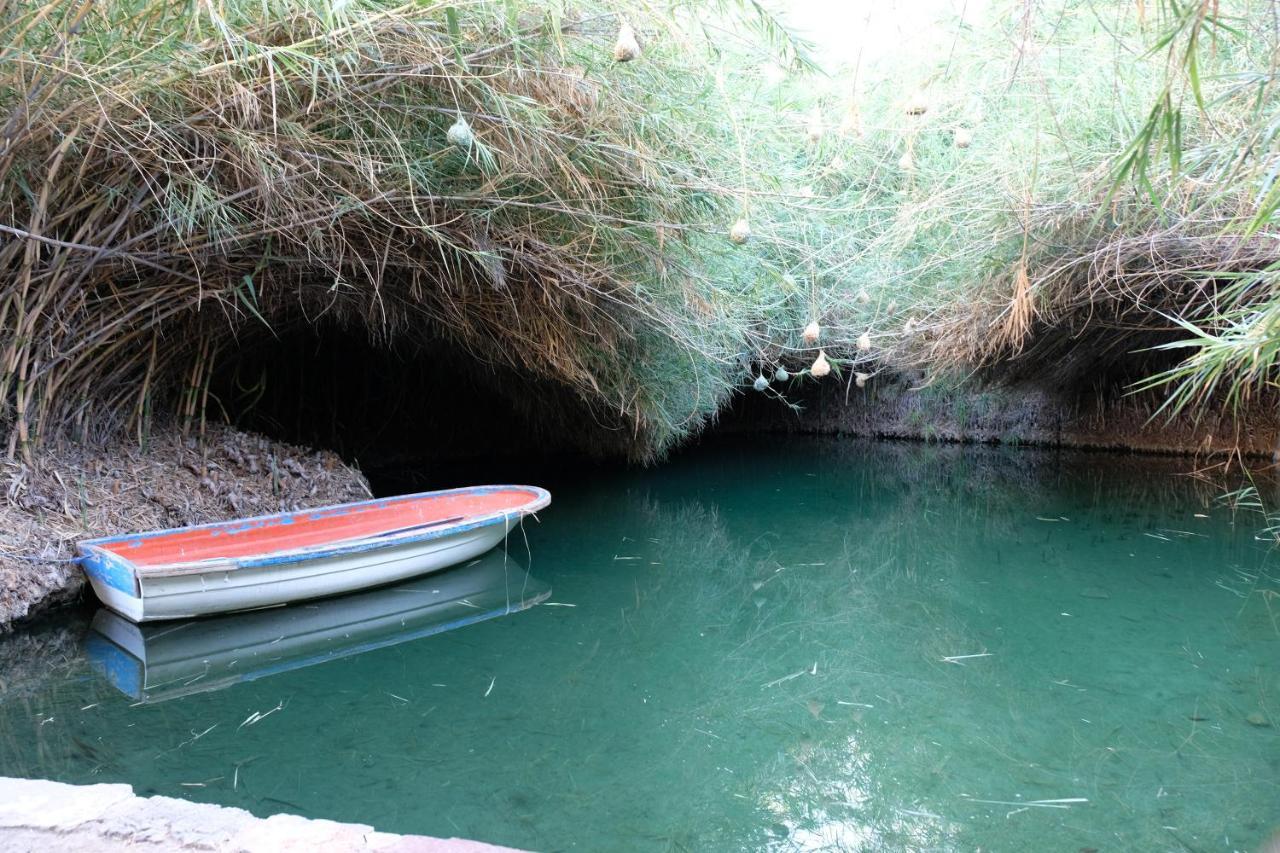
left=0, top=442, right=1275, bottom=851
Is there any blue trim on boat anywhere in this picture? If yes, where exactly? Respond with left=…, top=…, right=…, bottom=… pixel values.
left=79, top=545, right=139, bottom=595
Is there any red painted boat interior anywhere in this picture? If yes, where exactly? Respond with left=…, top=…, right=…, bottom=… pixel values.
left=98, top=488, right=540, bottom=567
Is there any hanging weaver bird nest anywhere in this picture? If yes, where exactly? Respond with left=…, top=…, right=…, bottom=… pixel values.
left=447, top=116, right=474, bottom=148
left=753, top=374, right=769, bottom=392
left=730, top=217, right=752, bottom=244
left=906, top=93, right=929, bottom=116
left=802, top=320, right=821, bottom=344
left=806, top=107, right=824, bottom=143
left=953, top=127, right=972, bottom=148
left=774, top=367, right=790, bottom=382
left=855, top=371, right=870, bottom=388
left=810, top=350, right=831, bottom=377
left=857, top=331, right=872, bottom=351
left=614, top=22, right=640, bottom=62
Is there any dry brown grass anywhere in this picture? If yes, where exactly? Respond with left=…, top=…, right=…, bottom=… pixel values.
left=918, top=206, right=1280, bottom=394
left=0, top=0, right=744, bottom=463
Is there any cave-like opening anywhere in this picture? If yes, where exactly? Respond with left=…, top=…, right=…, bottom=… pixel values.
left=207, top=325, right=639, bottom=496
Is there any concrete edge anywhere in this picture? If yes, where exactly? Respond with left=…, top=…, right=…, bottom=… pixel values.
left=0, top=777, right=525, bottom=853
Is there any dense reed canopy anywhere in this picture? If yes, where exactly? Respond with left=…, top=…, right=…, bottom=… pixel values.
left=793, top=0, right=1280, bottom=410
left=0, top=0, right=801, bottom=461
left=2, top=0, right=1279, bottom=464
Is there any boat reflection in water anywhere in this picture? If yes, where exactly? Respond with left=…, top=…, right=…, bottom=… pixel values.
left=85, top=550, right=549, bottom=703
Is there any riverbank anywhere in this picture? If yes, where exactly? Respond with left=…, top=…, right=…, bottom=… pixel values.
left=3, top=387, right=1276, bottom=632
left=0, top=777, right=521, bottom=852
left=720, top=370, right=1280, bottom=460
left=0, top=425, right=370, bottom=629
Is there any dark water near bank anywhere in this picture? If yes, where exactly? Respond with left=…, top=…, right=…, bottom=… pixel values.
left=2, top=441, right=1278, bottom=851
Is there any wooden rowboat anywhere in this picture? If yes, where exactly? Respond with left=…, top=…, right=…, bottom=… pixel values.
left=77, top=484, right=550, bottom=623
left=85, top=549, right=550, bottom=703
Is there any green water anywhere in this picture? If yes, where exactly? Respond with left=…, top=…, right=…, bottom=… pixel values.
left=2, top=440, right=1278, bottom=851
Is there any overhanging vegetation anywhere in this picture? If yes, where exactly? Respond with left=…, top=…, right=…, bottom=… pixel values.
left=2, top=0, right=1279, bottom=464
left=0, top=0, right=799, bottom=461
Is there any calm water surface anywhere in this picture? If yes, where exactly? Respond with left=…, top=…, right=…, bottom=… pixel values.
left=2, top=440, right=1278, bottom=851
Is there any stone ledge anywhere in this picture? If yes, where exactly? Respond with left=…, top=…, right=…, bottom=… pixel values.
left=0, top=777, right=522, bottom=853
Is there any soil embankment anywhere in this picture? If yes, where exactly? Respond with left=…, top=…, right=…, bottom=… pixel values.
left=0, top=425, right=370, bottom=628
left=720, top=370, right=1280, bottom=459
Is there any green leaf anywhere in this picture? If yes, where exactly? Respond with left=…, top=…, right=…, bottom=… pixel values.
left=444, top=6, right=466, bottom=69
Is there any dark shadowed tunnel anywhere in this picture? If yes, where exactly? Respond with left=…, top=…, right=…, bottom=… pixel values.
left=207, top=325, right=645, bottom=495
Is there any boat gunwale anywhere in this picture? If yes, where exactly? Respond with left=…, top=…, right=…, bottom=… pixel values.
left=79, top=485, right=551, bottom=577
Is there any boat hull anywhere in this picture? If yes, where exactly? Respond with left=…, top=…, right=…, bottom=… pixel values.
left=83, top=519, right=512, bottom=622
left=77, top=484, right=550, bottom=622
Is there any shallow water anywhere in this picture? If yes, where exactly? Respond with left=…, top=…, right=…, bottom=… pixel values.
left=2, top=440, right=1278, bottom=851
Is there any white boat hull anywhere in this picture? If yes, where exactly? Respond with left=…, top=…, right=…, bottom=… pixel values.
left=84, top=517, right=515, bottom=623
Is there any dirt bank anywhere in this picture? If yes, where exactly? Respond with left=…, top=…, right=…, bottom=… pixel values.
left=719, top=369, right=1280, bottom=460
left=0, top=425, right=370, bottom=628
